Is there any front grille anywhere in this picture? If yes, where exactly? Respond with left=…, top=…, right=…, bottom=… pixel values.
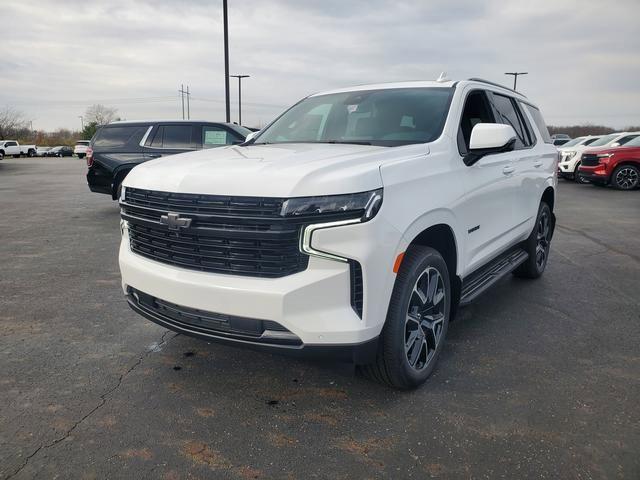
left=581, top=153, right=600, bottom=167
left=128, top=288, right=300, bottom=345
left=349, top=260, right=364, bottom=318
left=122, top=187, right=308, bottom=278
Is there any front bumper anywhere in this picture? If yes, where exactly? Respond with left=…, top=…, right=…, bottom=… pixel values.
left=558, top=157, right=578, bottom=176
left=126, top=288, right=378, bottom=363
left=119, top=214, right=404, bottom=356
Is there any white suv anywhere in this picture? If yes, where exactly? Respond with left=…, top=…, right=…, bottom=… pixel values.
left=119, top=78, right=557, bottom=389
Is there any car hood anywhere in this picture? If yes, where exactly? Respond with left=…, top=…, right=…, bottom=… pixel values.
left=123, top=143, right=425, bottom=197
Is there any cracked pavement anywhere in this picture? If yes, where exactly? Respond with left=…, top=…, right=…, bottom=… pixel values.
left=1, top=158, right=639, bottom=479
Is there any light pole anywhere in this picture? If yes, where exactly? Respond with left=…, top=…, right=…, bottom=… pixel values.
left=78, top=115, right=84, bottom=130
left=223, top=0, right=230, bottom=123
left=504, top=72, right=528, bottom=91
left=230, top=75, right=249, bottom=125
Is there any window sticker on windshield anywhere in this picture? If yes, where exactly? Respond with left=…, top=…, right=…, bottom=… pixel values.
left=347, top=104, right=359, bottom=113
left=204, top=130, right=227, bottom=145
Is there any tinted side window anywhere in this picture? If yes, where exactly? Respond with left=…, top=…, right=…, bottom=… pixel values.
left=516, top=101, right=535, bottom=146
left=524, top=105, right=552, bottom=144
left=94, top=126, right=144, bottom=148
left=150, top=126, right=164, bottom=148
left=617, top=135, right=639, bottom=146
left=458, top=90, right=495, bottom=154
left=490, top=93, right=530, bottom=149
left=162, top=125, right=193, bottom=149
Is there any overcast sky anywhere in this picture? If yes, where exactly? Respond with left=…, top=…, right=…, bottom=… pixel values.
left=2, top=0, right=639, bottom=131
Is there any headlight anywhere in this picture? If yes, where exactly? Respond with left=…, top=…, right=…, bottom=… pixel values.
left=120, top=185, right=126, bottom=202
left=281, top=189, right=383, bottom=221
left=597, top=153, right=614, bottom=158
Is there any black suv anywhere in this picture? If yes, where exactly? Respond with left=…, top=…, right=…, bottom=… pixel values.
left=86, top=120, right=251, bottom=199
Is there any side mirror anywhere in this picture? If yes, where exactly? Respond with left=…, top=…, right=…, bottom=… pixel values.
left=464, top=124, right=517, bottom=166
left=245, top=131, right=259, bottom=143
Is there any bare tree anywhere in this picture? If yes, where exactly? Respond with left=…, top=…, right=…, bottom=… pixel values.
left=0, top=106, right=27, bottom=140
left=84, top=104, right=118, bottom=126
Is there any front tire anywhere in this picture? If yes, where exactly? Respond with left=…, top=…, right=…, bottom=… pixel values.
left=612, top=165, right=639, bottom=190
left=359, top=246, right=450, bottom=389
left=513, top=202, right=553, bottom=279
left=574, top=163, right=589, bottom=184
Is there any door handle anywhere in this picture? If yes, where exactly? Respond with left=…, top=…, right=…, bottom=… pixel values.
left=533, top=160, right=543, bottom=168
left=502, top=166, right=515, bottom=175
left=147, top=153, right=162, bottom=158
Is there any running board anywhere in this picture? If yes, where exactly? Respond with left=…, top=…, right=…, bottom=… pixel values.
left=460, top=248, right=529, bottom=306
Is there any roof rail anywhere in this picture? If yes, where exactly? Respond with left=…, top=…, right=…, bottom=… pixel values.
left=467, top=78, right=527, bottom=98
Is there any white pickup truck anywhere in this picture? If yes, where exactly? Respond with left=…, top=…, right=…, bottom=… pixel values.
left=0, top=140, right=38, bottom=158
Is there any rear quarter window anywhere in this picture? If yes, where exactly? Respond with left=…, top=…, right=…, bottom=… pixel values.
left=93, top=126, right=146, bottom=148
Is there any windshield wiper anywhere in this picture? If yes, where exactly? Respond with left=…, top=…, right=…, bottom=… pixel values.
left=324, top=140, right=372, bottom=145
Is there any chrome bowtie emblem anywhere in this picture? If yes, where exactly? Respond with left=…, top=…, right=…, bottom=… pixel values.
left=160, top=212, right=192, bottom=231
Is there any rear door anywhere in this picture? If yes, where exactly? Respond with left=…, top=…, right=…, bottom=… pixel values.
left=143, top=123, right=196, bottom=160
left=487, top=92, right=540, bottom=236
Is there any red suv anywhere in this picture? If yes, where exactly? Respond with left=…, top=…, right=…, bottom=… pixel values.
left=579, top=136, right=640, bottom=190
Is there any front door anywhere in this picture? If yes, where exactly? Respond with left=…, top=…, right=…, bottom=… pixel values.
left=456, top=89, right=518, bottom=275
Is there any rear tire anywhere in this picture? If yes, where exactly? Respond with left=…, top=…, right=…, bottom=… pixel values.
left=358, top=246, right=450, bottom=389
left=611, top=165, right=639, bottom=190
left=513, top=202, right=553, bottom=279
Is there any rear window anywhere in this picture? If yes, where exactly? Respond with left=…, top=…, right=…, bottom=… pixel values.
left=93, top=126, right=145, bottom=148
left=75, top=140, right=90, bottom=146
left=524, top=104, right=552, bottom=144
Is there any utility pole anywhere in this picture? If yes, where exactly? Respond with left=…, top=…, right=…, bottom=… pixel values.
left=504, top=72, right=528, bottom=91
left=179, top=85, right=191, bottom=119
left=223, top=0, right=230, bottom=122
left=78, top=116, right=83, bottom=130
left=186, top=86, right=191, bottom=119
left=230, top=75, right=249, bottom=125
left=179, top=84, right=186, bottom=119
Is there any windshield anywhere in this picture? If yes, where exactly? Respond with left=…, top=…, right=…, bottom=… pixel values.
left=561, top=137, right=585, bottom=148
left=253, top=87, right=454, bottom=147
left=589, top=134, right=618, bottom=147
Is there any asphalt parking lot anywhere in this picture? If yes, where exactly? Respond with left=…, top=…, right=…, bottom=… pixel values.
left=1, top=157, right=639, bottom=479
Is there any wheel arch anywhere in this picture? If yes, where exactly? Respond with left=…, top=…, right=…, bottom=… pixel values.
left=613, top=159, right=640, bottom=171
left=541, top=186, right=555, bottom=212
left=405, top=223, right=461, bottom=321
left=111, top=165, right=134, bottom=200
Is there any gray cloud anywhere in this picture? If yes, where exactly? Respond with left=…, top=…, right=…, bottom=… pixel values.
left=1, top=0, right=639, bottom=130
